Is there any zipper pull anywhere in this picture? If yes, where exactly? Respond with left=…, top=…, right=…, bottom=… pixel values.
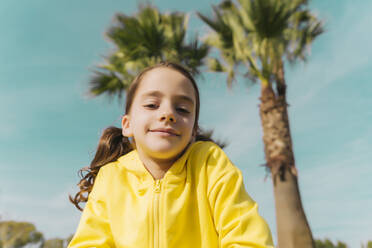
left=154, top=180, right=161, bottom=193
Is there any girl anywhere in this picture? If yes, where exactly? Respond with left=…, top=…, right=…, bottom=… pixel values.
left=68, top=62, right=274, bottom=248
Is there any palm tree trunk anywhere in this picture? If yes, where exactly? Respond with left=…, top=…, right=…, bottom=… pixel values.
left=259, top=62, right=314, bottom=248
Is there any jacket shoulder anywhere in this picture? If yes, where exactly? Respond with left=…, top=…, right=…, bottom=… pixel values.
left=190, top=141, right=226, bottom=159
left=189, top=141, right=241, bottom=187
left=191, top=141, right=238, bottom=172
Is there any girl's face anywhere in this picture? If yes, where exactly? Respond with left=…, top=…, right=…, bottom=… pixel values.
left=121, top=67, right=196, bottom=162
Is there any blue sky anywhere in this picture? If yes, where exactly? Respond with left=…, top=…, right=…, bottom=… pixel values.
left=1, top=0, right=371, bottom=247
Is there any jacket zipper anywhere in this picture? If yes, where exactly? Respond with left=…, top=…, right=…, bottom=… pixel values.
left=153, top=179, right=161, bottom=248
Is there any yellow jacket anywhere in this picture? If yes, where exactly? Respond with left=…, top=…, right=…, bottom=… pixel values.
left=68, top=141, right=274, bottom=248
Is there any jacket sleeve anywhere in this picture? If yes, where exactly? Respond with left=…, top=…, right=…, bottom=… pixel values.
left=207, top=148, right=274, bottom=248
left=68, top=167, right=115, bottom=248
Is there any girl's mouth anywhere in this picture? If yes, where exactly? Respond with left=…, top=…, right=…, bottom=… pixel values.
left=150, top=128, right=180, bottom=136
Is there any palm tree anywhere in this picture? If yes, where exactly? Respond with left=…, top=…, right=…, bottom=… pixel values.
left=88, top=4, right=208, bottom=99
left=197, top=0, right=323, bottom=247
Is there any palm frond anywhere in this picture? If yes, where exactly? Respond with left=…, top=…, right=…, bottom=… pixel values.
left=89, top=70, right=127, bottom=99
left=89, top=4, right=209, bottom=99
left=200, top=0, right=324, bottom=87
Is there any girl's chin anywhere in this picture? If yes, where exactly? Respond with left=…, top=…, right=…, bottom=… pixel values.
left=145, top=142, right=186, bottom=158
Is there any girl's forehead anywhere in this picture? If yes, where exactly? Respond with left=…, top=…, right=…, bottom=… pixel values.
left=136, top=67, right=196, bottom=98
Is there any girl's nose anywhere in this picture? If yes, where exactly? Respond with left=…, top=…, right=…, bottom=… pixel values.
left=160, top=111, right=176, bottom=123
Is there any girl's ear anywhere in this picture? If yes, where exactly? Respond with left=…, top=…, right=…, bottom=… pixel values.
left=121, top=115, right=133, bottom=137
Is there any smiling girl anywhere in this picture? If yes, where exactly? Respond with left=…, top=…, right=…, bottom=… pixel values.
left=68, top=62, right=274, bottom=248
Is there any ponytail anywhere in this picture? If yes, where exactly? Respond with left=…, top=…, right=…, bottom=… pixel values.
left=69, top=126, right=132, bottom=211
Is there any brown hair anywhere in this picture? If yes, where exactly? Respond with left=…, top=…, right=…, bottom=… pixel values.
left=69, top=61, right=224, bottom=211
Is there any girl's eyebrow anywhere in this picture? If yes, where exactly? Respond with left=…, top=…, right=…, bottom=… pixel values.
left=141, top=90, right=194, bottom=106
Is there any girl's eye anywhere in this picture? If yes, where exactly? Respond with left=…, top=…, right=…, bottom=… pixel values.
left=144, top=104, right=158, bottom=109
left=176, top=107, right=190, bottom=114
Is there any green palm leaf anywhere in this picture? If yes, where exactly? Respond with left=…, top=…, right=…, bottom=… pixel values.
left=89, top=4, right=209, bottom=99
left=199, top=0, right=324, bottom=85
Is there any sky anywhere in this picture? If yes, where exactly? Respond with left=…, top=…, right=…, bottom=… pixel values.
left=0, top=0, right=371, bottom=247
